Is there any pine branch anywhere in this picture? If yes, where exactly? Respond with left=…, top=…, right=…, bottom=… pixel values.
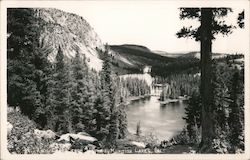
left=212, top=20, right=234, bottom=37
left=176, top=26, right=200, bottom=41
left=179, top=8, right=200, bottom=20
left=212, top=8, right=233, bottom=18
left=237, top=10, right=244, bottom=29
left=177, top=7, right=235, bottom=41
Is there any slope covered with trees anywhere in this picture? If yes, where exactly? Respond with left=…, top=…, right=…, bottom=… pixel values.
left=109, top=45, right=200, bottom=76
left=156, top=74, right=200, bottom=100
left=7, top=9, right=151, bottom=151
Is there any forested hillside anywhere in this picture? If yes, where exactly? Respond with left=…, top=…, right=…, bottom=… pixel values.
left=110, top=45, right=200, bottom=76
left=7, top=8, right=152, bottom=153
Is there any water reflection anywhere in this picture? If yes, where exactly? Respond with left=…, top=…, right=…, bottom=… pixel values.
left=126, top=96, right=187, bottom=141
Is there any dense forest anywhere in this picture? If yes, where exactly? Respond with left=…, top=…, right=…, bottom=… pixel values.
left=7, top=8, right=151, bottom=152
left=183, top=60, right=244, bottom=153
left=118, top=77, right=151, bottom=99
left=156, top=73, right=200, bottom=100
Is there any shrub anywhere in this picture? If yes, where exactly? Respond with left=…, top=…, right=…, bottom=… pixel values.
left=167, top=127, right=200, bottom=146
left=7, top=110, right=55, bottom=154
left=170, top=129, right=190, bottom=145
left=144, top=130, right=159, bottom=148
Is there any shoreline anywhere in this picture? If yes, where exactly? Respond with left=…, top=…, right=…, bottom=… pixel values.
left=159, top=96, right=190, bottom=105
left=125, top=95, right=190, bottom=105
left=125, top=95, right=151, bottom=105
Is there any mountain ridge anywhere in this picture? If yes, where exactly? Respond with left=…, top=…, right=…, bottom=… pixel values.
left=34, top=8, right=105, bottom=71
left=31, top=8, right=200, bottom=75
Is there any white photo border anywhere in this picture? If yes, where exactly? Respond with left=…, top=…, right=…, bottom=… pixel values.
left=1, top=1, right=249, bottom=160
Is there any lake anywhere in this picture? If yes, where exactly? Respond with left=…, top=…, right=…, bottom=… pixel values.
left=126, top=96, right=187, bottom=141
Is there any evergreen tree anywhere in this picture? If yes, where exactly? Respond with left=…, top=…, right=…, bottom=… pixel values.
left=108, top=106, right=119, bottom=147
left=136, top=121, right=142, bottom=137
left=7, top=8, right=52, bottom=128
left=117, top=98, right=128, bottom=139
left=32, top=40, right=53, bottom=128
left=95, top=50, right=113, bottom=142
left=177, top=8, right=244, bottom=152
left=84, top=76, right=98, bottom=133
left=183, top=92, right=201, bottom=143
left=46, top=46, right=72, bottom=133
left=94, top=94, right=110, bottom=140
left=228, top=67, right=244, bottom=152
left=210, top=62, right=232, bottom=153
left=71, top=50, right=95, bottom=133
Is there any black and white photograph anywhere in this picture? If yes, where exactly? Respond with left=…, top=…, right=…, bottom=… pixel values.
left=0, top=0, right=249, bottom=159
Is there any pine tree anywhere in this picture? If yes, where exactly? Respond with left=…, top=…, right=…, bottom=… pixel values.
left=210, top=62, right=232, bottom=153
left=94, top=94, right=110, bottom=140
left=32, top=40, right=53, bottom=128
left=176, top=8, right=244, bottom=152
left=46, top=46, right=72, bottom=133
left=228, top=67, right=244, bottom=152
left=136, top=121, right=142, bottom=137
left=108, top=107, right=119, bottom=147
left=70, top=50, right=91, bottom=133
left=84, top=76, right=98, bottom=133
left=117, top=98, right=128, bottom=139
left=108, top=75, right=130, bottom=147
left=95, top=50, right=113, bottom=142
left=183, top=92, right=201, bottom=143
left=7, top=8, right=52, bottom=128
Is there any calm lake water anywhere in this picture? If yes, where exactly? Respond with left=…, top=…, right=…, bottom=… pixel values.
left=126, top=96, right=187, bottom=141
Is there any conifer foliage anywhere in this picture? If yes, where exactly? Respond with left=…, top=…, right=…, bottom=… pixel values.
left=7, top=9, right=129, bottom=147
left=70, top=49, right=96, bottom=133
left=7, top=8, right=51, bottom=127
left=183, top=92, right=201, bottom=143
left=177, top=7, right=245, bottom=153
left=183, top=61, right=244, bottom=153
left=46, top=46, right=73, bottom=133
left=228, top=67, right=244, bottom=153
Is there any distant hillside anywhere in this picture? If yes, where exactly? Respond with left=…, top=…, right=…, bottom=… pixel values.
left=153, top=50, right=187, bottom=58
left=119, top=44, right=151, bottom=52
left=154, top=50, right=229, bottom=59
left=109, top=45, right=200, bottom=76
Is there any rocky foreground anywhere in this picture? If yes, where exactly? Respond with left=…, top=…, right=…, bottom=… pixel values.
left=7, top=108, right=197, bottom=154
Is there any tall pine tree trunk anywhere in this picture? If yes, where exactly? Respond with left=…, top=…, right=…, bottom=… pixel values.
left=199, top=8, right=215, bottom=153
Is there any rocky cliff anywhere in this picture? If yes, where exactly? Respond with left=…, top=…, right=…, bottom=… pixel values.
left=34, top=8, right=104, bottom=71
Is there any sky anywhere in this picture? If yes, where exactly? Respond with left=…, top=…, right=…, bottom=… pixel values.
left=57, top=1, right=249, bottom=54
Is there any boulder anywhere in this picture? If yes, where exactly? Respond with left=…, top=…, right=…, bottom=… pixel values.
left=58, top=133, right=97, bottom=143
left=7, top=122, right=13, bottom=134
left=34, top=129, right=56, bottom=139
left=96, top=149, right=103, bottom=154
left=130, top=141, right=146, bottom=148
left=77, top=131, right=90, bottom=136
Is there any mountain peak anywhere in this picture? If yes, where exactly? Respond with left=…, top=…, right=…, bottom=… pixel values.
left=35, top=8, right=104, bottom=71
